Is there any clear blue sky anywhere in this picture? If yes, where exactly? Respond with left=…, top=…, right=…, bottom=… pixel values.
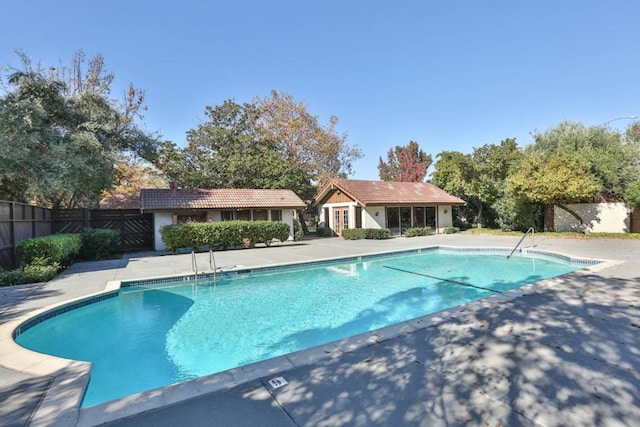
left=2, top=1, right=638, bottom=180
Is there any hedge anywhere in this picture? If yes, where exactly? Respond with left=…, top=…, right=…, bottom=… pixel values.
left=160, top=221, right=291, bottom=253
left=341, top=229, right=367, bottom=240
left=0, top=262, right=60, bottom=286
left=403, top=227, right=432, bottom=237
left=80, top=228, right=120, bottom=260
left=315, top=227, right=333, bottom=237
left=443, top=226, right=460, bottom=234
left=341, top=228, right=390, bottom=240
left=16, top=234, right=82, bottom=267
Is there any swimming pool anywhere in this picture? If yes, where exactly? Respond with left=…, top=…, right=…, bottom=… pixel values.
left=15, top=248, right=595, bottom=407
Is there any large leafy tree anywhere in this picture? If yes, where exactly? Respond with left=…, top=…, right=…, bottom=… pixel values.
left=255, top=90, right=362, bottom=190
left=0, top=50, right=159, bottom=208
left=160, top=92, right=362, bottom=200
left=431, top=139, right=521, bottom=227
left=378, top=140, right=432, bottom=182
left=160, top=100, right=312, bottom=196
left=508, top=121, right=640, bottom=227
left=528, top=121, right=638, bottom=200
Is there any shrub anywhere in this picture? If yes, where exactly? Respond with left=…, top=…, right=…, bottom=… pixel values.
left=316, top=227, right=333, bottom=237
left=160, top=221, right=291, bottom=252
left=80, top=228, right=120, bottom=260
left=342, top=229, right=367, bottom=240
left=16, top=234, right=81, bottom=267
left=443, top=226, right=460, bottom=234
left=493, top=193, right=542, bottom=232
left=341, top=228, right=390, bottom=240
left=403, top=227, right=432, bottom=237
left=0, top=262, right=61, bottom=286
left=364, top=228, right=390, bottom=239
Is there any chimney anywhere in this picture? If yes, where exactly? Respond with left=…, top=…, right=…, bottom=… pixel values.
left=170, top=181, right=177, bottom=194
left=191, top=187, right=199, bottom=195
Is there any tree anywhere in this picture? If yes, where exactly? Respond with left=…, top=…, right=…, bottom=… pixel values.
left=255, top=90, right=362, bottom=190
left=378, top=140, right=432, bottom=182
left=431, top=139, right=521, bottom=227
left=507, top=151, right=600, bottom=227
left=160, top=99, right=313, bottom=196
left=0, top=50, right=160, bottom=208
left=529, top=121, right=638, bottom=200
left=160, top=92, right=362, bottom=201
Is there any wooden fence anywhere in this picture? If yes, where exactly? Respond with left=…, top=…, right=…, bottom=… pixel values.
left=0, top=201, right=153, bottom=270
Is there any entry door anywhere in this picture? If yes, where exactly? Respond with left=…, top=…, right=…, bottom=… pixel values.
left=334, top=207, right=349, bottom=236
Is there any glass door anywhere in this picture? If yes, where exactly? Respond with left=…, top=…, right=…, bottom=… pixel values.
left=333, top=207, right=349, bottom=236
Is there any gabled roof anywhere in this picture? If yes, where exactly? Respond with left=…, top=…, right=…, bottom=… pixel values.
left=313, top=179, right=465, bottom=207
left=140, top=188, right=306, bottom=211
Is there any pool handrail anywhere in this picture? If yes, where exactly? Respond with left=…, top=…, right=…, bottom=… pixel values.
left=507, top=227, right=535, bottom=259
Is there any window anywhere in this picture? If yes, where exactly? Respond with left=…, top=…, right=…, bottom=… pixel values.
left=221, top=210, right=234, bottom=221
left=236, top=210, right=251, bottom=221
left=426, top=207, right=436, bottom=228
left=414, top=207, right=425, bottom=227
left=177, top=214, right=206, bottom=223
left=270, top=210, right=282, bottom=221
left=254, top=209, right=268, bottom=221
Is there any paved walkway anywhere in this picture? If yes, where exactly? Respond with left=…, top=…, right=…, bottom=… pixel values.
left=1, top=234, right=639, bottom=426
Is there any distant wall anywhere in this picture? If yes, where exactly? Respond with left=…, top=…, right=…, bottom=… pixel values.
left=553, top=203, right=629, bottom=233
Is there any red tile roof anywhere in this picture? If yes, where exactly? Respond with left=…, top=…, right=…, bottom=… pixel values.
left=99, top=193, right=141, bottom=209
left=140, top=188, right=306, bottom=211
left=314, top=179, right=466, bottom=207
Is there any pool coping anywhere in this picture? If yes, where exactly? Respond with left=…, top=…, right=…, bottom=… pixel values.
left=0, top=245, right=619, bottom=426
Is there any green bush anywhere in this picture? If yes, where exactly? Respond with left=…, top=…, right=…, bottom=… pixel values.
left=160, top=221, right=291, bottom=253
left=364, top=228, right=390, bottom=239
left=443, top=226, right=460, bottom=234
left=16, top=234, right=81, bottom=267
left=341, top=228, right=390, bottom=240
left=493, top=193, right=542, bottom=232
left=0, top=262, right=61, bottom=286
left=316, top=227, right=333, bottom=237
left=403, top=227, right=432, bottom=237
left=342, top=229, right=367, bottom=240
left=80, top=228, right=120, bottom=260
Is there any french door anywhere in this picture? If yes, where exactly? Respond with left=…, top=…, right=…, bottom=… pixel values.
left=334, top=207, right=349, bottom=236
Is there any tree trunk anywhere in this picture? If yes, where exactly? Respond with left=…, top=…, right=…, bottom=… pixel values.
left=297, top=210, right=309, bottom=235
left=471, top=197, right=484, bottom=228
left=555, top=203, right=586, bottom=233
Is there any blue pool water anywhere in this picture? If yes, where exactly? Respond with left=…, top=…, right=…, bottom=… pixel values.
left=15, top=249, right=589, bottom=407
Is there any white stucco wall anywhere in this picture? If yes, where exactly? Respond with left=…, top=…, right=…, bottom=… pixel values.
left=153, top=212, right=174, bottom=251
left=362, top=207, right=385, bottom=229
left=554, top=203, right=629, bottom=233
left=282, top=209, right=296, bottom=240
left=437, top=205, right=453, bottom=232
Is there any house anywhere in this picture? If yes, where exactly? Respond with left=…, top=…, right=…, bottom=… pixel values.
left=140, top=185, right=306, bottom=251
left=312, top=179, right=465, bottom=236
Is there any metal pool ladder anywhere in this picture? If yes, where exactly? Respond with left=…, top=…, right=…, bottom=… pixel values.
left=191, top=249, right=218, bottom=284
left=507, top=227, right=535, bottom=259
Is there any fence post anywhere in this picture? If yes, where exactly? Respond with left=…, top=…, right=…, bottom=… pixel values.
left=9, top=202, right=16, bottom=267
left=120, top=209, right=126, bottom=252
left=31, top=205, right=36, bottom=239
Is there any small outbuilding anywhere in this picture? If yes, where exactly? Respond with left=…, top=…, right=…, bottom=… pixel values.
left=141, top=185, right=306, bottom=251
left=312, top=179, right=465, bottom=236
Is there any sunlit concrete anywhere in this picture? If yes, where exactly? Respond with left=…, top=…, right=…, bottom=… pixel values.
left=1, top=234, right=638, bottom=426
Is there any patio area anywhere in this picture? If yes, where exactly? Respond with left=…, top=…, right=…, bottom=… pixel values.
left=1, top=233, right=639, bottom=426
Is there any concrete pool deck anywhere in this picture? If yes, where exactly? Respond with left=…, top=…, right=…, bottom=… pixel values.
left=1, top=233, right=639, bottom=426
